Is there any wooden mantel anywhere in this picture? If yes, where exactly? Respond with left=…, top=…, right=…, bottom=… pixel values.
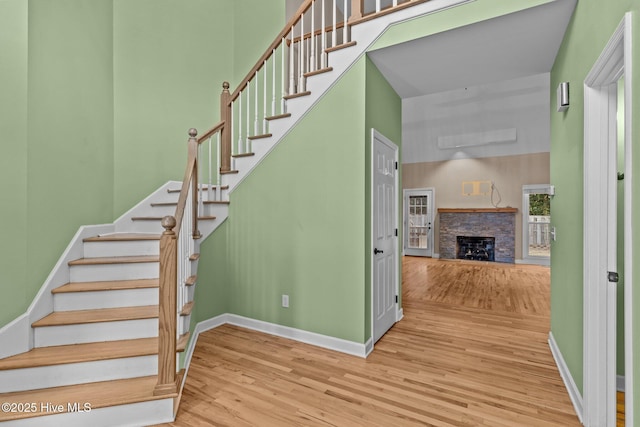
left=438, top=208, right=518, bottom=213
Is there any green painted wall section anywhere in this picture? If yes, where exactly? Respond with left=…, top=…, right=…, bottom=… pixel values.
left=220, top=58, right=367, bottom=342
left=0, top=0, right=28, bottom=328
left=370, top=0, right=553, bottom=52
left=550, top=1, right=640, bottom=420
left=26, top=0, right=116, bottom=318
left=0, top=1, right=284, bottom=331
left=364, top=56, right=402, bottom=339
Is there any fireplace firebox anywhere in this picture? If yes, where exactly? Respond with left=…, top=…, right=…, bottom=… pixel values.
left=456, top=236, right=495, bottom=262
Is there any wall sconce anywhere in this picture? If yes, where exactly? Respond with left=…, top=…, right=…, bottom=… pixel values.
left=557, top=82, right=569, bottom=112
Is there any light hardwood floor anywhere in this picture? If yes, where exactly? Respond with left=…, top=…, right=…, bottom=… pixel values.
left=158, top=257, right=580, bottom=426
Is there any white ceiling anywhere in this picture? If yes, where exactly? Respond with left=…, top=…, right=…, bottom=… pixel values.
left=367, top=0, right=577, bottom=98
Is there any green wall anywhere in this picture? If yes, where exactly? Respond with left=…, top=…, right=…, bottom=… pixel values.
left=0, top=0, right=29, bottom=327
left=0, top=0, right=284, bottom=331
left=26, top=0, right=116, bottom=324
left=550, top=0, right=640, bottom=420
left=364, top=57, right=402, bottom=339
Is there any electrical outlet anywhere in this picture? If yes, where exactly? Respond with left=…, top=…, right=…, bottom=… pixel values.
left=282, top=294, right=289, bottom=308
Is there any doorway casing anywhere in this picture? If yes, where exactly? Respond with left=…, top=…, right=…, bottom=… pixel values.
left=582, top=13, right=633, bottom=427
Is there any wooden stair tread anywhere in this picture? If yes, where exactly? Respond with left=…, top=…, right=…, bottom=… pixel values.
left=220, top=169, right=239, bottom=175
left=189, top=253, right=200, bottom=261
left=0, top=334, right=189, bottom=371
left=185, top=275, right=197, bottom=286
left=53, top=279, right=159, bottom=294
left=180, top=301, right=194, bottom=316
left=325, top=40, right=357, bottom=53
left=168, top=185, right=228, bottom=193
left=283, top=91, right=311, bottom=100
left=232, top=152, right=255, bottom=158
left=32, top=305, right=158, bottom=327
left=69, top=255, right=159, bottom=266
left=304, top=66, right=333, bottom=78
left=247, top=133, right=272, bottom=140
left=203, top=200, right=230, bottom=205
left=83, top=233, right=160, bottom=242
left=132, top=216, right=216, bottom=221
left=265, top=113, right=291, bottom=121
left=0, top=375, right=178, bottom=422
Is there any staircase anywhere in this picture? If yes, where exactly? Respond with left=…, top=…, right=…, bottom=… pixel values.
left=0, top=0, right=469, bottom=425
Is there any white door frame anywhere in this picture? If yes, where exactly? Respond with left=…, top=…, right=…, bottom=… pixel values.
left=583, top=13, right=633, bottom=426
left=370, top=128, right=400, bottom=345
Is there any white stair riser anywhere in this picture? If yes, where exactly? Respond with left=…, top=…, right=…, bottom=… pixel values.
left=0, top=355, right=157, bottom=393
left=179, top=314, right=191, bottom=336
left=124, top=220, right=166, bottom=234
left=69, top=262, right=158, bottom=282
left=34, top=318, right=158, bottom=347
left=2, top=398, right=175, bottom=427
left=53, top=288, right=159, bottom=311
left=83, top=240, right=159, bottom=258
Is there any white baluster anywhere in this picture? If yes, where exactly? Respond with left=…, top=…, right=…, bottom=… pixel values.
left=310, top=1, right=316, bottom=72
left=281, top=41, right=286, bottom=113
left=272, top=49, right=277, bottom=117
left=254, top=70, right=259, bottom=137
left=332, top=0, right=337, bottom=48
left=216, top=132, right=221, bottom=201
left=207, top=136, right=212, bottom=204
left=393, top=0, right=398, bottom=6
left=288, top=29, right=295, bottom=94
left=245, top=81, right=250, bottom=154
left=321, top=0, right=327, bottom=68
left=376, top=0, right=381, bottom=13
left=237, top=93, right=242, bottom=160
left=197, top=144, right=203, bottom=218
left=263, top=60, right=267, bottom=134
left=343, top=0, right=348, bottom=43
left=298, top=14, right=305, bottom=92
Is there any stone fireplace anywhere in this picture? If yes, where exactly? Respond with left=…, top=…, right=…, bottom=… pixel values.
left=438, top=208, right=517, bottom=263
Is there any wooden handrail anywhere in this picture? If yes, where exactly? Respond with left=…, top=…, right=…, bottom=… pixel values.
left=229, top=0, right=314, bottom=102
left=197, top=120, right=225, bottom=144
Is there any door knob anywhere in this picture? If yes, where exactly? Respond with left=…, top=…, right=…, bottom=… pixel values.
left=374, top=248, right=384, bottom=255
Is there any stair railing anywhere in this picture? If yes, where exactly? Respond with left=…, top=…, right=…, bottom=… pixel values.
left=154, top=0, right=438, bottom=398
left=220, top=0, right=354, bottom=173
left=155, top=123, right=224, bottom=396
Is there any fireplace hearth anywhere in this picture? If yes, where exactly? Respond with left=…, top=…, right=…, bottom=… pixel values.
left=457, top=236, right=495, bottom=261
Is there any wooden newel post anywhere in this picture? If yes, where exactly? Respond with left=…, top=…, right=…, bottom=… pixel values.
left=350, top=0, right=363, bottom=22
left=154, top=215, right=179, bottom=396
left=220, top=81, right=232, bottom=173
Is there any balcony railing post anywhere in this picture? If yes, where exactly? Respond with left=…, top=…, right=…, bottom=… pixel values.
left=220, top=82, right=232, bottom=173
left=188, top=129, right=201, bottom=239
left=154, top=216, right=178, bottom=397
left=350, top=0, right=363, bottom=21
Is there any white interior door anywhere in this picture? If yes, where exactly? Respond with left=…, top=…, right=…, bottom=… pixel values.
left=372, top=129, right=398, bottom=343
left=404, top=188, right=434, bottom=257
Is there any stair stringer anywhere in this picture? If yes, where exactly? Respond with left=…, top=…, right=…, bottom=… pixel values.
left=223, top=0, right=472, bottom=195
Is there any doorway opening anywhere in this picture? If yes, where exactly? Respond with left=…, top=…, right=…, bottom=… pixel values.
left=522, top=185, right=552, bottom=265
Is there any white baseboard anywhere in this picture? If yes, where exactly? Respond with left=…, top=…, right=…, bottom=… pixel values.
left=548, top=331, right=583, bottom=424
left=181, top=313, right=370, bottom=389
left=432, top=253, right=440, bottom=259
left=226, top=314, right=369, bottom=358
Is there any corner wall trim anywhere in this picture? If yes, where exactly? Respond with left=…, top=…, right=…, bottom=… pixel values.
left=548, top=331, right=583, bottom=424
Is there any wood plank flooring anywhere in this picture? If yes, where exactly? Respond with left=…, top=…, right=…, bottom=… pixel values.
left=159, top=257, right=581, bottom=426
